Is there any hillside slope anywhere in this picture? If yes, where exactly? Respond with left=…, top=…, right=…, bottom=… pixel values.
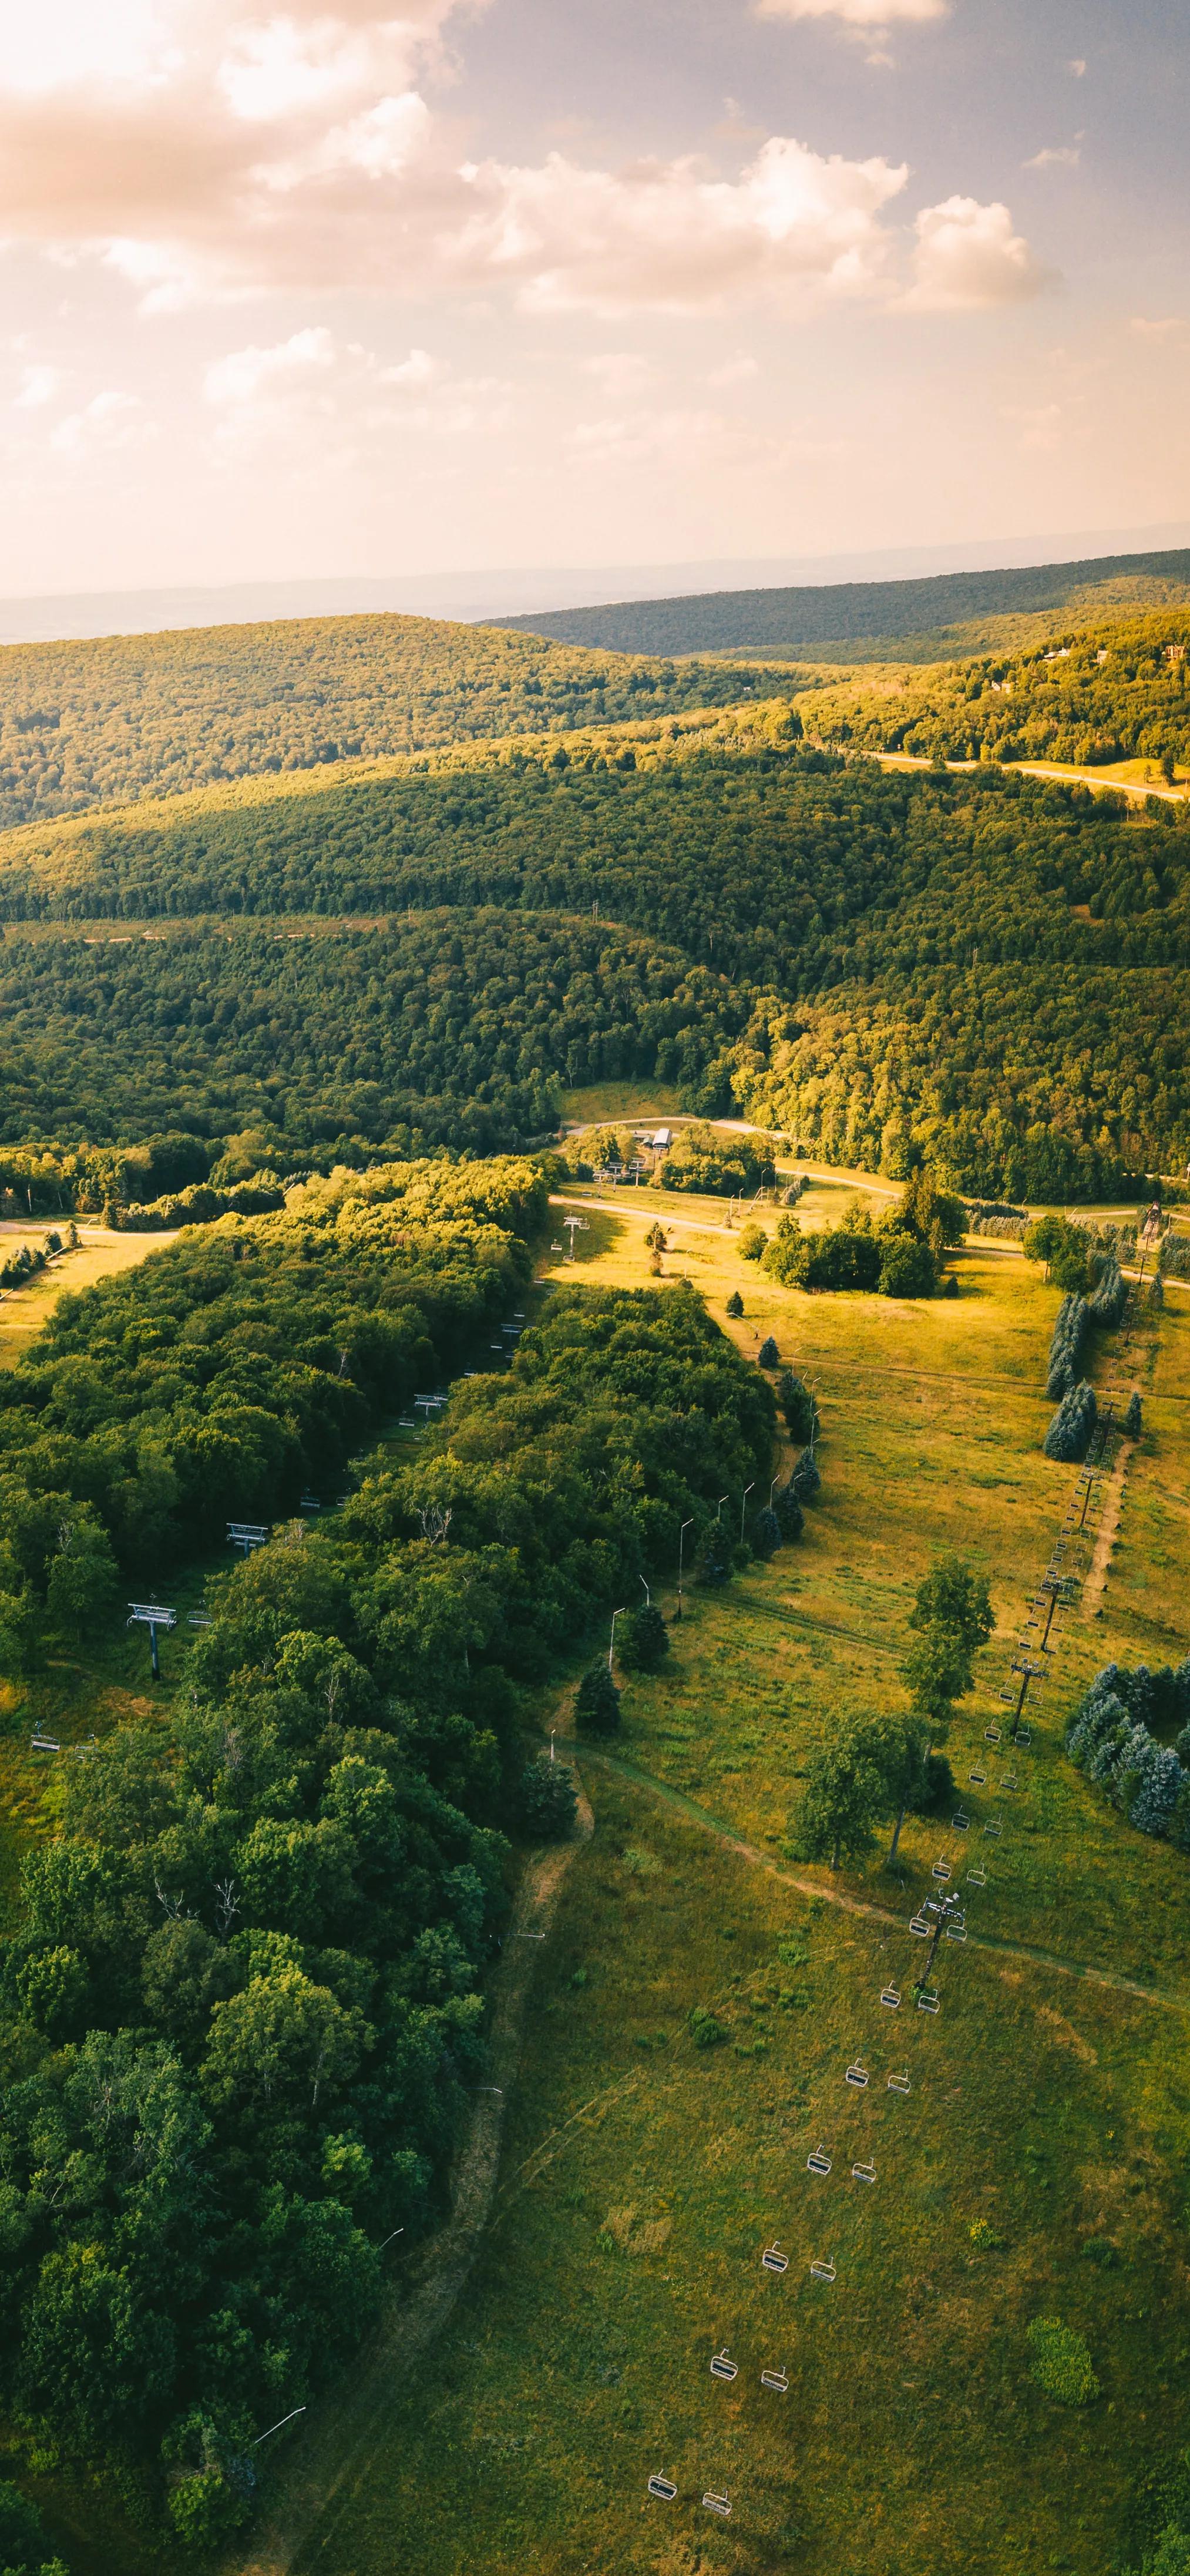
left=493, top=546, right=1190, bottom=661
left=1, top=697, right=1188, bottom=1195
left=0, top=610, right=788, bottom=830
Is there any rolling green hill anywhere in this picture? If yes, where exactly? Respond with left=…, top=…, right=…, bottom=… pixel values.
left=494, top=546, right=1190, bottom=663
left=1, top=687, right=1189, bottom=1196
left=0, top=610, right=788, bottom=830
left=799, top=607, right=1190, bottom=773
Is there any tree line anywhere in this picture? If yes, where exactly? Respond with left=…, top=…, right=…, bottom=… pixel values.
left=0, top=1171, right=775, bottom=2551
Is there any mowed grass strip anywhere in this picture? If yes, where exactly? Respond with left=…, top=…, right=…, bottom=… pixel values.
left=294, top=1773, right=1190, bottom=2576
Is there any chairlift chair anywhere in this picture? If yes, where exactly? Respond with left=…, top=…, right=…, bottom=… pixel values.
left=888, top=2070, right=911, bottom=2095
left=761, top=2242, right=789, bottom=2275
left=917, top=1988, right=940, bottom=2014
left=952, top=1810, right=970, bottom=1832
left=809, top=2256, right=836, bottom=2282
left=984, top=1818, right=1002, bottom=1838
left=761, top=2367, right=789, bottom=2394
left=1002, top=1772, right=1018, bottom=1791
left=710, top=2349, right=738, bottom=2382
left=946, top=1922, right=967, bottom=1943
left=851, top=2159, right=876, bottom=2185
left=932, top=1859, right=952, bottom=1882
left=969, top=1767, right=987, bottom=1785
left=806, top=2147, right=832, bottom=2177
left=1018, top=1725, right=1032, bottom=1747
left=984, top=1725, right=1001, bottom=1742
left=647, top=2474, right=678, bottom=2503
left=845, top=2061, right=869, bottom=2088
left=702, top=2493, right=732, bottom=2520
left=909, top=1915, right=930, bottom=1937
left=880, top=1983, right=901, bottom=2009
left=31, top=1735, right=59, bottom=1752
left=967, top=1867, right=987, bottom=1888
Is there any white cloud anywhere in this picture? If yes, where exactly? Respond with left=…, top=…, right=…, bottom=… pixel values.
left=1068, top=56, right=1087, bottom=75
left=200, top=327, right=498, bottom=456
left=756, top=0, right=947, bottom=19
left=1024, top=143, right=1081, bottom=170
left=708, top=353, right=760, bottom=386
left=902, top=195, right=1049, bottom=312
left=12, top=363, right=60, bottom=408
left=203, top=323, right=337, bottom=409
left=379, top=345, right=437, bottom=387
left=578, top=352, right=661, bottom=396
left=49, top=388, right=152, bottom=456
left=451, top=137, right=910, bottom=316
left=1130, top=316, right=1186, bottom=339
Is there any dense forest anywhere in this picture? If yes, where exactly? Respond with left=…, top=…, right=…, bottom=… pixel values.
left=803, top=610, right=1190, bottom=771
left=1, top=701, right=1188, bottom=1187
left=0, top=1167, right=772, bottom=2548
left=0, top=913, right=748, bottom=1166
left=0, top=614, right=784, bottom=831
left=497, top=548, right=1190, bottom=662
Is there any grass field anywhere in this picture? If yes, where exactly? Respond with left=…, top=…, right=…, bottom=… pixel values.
left=2, top=1179, right=1188, bottom=2576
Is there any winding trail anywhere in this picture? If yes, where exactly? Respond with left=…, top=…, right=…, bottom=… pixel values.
left=233, top=1776, right=594, bottom=2576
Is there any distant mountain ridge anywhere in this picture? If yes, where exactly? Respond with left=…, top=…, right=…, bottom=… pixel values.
left=492, top=546, right=1190, bottom=662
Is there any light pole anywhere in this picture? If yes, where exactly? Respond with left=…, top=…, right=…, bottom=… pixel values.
left=640, top=1574, right=651, bottom=1606
left=609, top=1607, right=627, bottom=1670
left=740, top=1482, right=754, bottom=1544
left=715, top=1494, right=728, bottom=1524
left=769, top=1475, right=779, bottom=1508
left=677, top=1517, right=693, bottom=1621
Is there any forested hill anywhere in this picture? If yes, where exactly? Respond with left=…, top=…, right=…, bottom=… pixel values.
left=495, top=546, right=1190, bottom=663
left=801, top=609, right=1190, bottom=774
left=1, top=701, right=1189, bottom=1197
left=0, top=611, right=785, bottom=831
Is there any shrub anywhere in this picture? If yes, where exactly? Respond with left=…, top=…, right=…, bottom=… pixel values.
left=615, top=1605, right=670, bottom=1673
left=1026, top=2316, right=1099, bottom=2404
left=575, top=1663, right=623, bottom=1734
left=688, top=2006, right=727, bottom=2048
left=969, top=2218, right=1004, bottom=2249
left=0, top=2478, right=69, bottom=2576
left=757, top=1334, right=779, bottom=1367
left=739, top=1222, right=768, bottom=1261
left=725, top=1289, right=744, bottom=1318
left=1124, top=1391, right=1143, bottom=1437
left=517, top=1755, right=578, bottom=1841
left=878, top=1230, right=939, bottom=1297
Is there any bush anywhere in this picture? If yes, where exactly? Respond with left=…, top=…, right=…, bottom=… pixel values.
left=0, top=2478, right=68, bottom=2576
left=725, top=1289, right=744, bottom=1318
left=168, top=2464, right=254, bottom=2548
left=739, top=1223, right=768, bottom=1261
left=757, top=1334, right=779, bottom=1367
left=615, top=1606, right=670, bottom=1673
left=878, top=1230, right=939, bottom=1298
left=517, top=1755, right=578, bottom=1841
left=575, top=1663, right=623, bottom=1734
left=1026, top=2316, right=1099, bottom=2405
left=688, top=2006, right=727, bottom=2048
left=969, top=2218, right=1004, bottom=2249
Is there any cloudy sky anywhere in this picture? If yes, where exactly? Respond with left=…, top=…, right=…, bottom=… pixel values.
left=1, top=0, right=1188, bottom=595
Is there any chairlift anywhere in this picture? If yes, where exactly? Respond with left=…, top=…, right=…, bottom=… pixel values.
left=710, top=2349, right=738, bottom=2383
left=647, top=2474, right=678, bottom=2503
left=1018, top=1725, right=1032, bottom=1747
left=702, top=2493, right=732, bottom=2520
left=917, top=1988, right=940, bottom=2014
left=806, top=2147, right=832, bottom=2177
left=909, top=1915, right=930, bottom=1937
left=845, top=2060, right=869, bottom=2088
left=31, top=1734, right=59, bottom=1751
left=952, top=1810, right=970, bottom=1832
left=969, top=1768, right=987, bottom=1785
left=932, top=1859, right=952, bottom=1882
left=761, top=2367, right=789, bottom=2395
left=852, top=2159, right=876, bottom=2184
left=880, top=1983, right=901, bottom=2009
left=984, top=1818, right=1002, bottom=1838
left=1002, top=1772, right=1018, bottom=1792
left=967, top=1867, right=987, bottom=1888
left=888, top=2070, right=911, bottom=2095
left=809, top=2256, right=836, bottom=2282
left=761, top=2242, right=789, bottom=2275
left=984, top=1725, right=1001, bottom=1742
left=299, top=1492, right=321, bottom=1512
left=946, top=1922, right=967, bottom=1943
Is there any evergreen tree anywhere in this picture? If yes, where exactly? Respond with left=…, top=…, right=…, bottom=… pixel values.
left=615, top=1606, right=670, bottom=1673
left=757, top=1334, right=779, bottom=1367
left=575, top=1663, right=623, bottom=1732
left=725, top=1290, right=744, bottom=1318
left=750, top=1505, right=782, bottom=1558
left=773, top=1481, right=805, bottom=1541
left=517, top=1755, right=578, bottom=1840
left=776, top=1372, right=818, bottom=1443
left=1124, top=1391, right=1143, bottom=1437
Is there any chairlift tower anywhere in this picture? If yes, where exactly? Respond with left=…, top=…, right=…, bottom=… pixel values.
left=127, top=1600, right=177, bottom=1682
left=913, top=1888, right=963, bottom=2001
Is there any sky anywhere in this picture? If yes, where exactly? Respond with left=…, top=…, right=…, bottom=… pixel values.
left=1, top=0, right=1188, bottom=597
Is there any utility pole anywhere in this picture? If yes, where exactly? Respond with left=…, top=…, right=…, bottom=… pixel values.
left=913, top=1889, right=963, bottom=1999
left=676, top=1517, right=693, bottom=1621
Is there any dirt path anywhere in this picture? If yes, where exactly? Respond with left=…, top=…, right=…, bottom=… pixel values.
left=233, top=1773, right=594, bottom=2576
left=1081, top=1439, right=1131, bottom=1618
left=577, top=1743, right=1190, bottom=2016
